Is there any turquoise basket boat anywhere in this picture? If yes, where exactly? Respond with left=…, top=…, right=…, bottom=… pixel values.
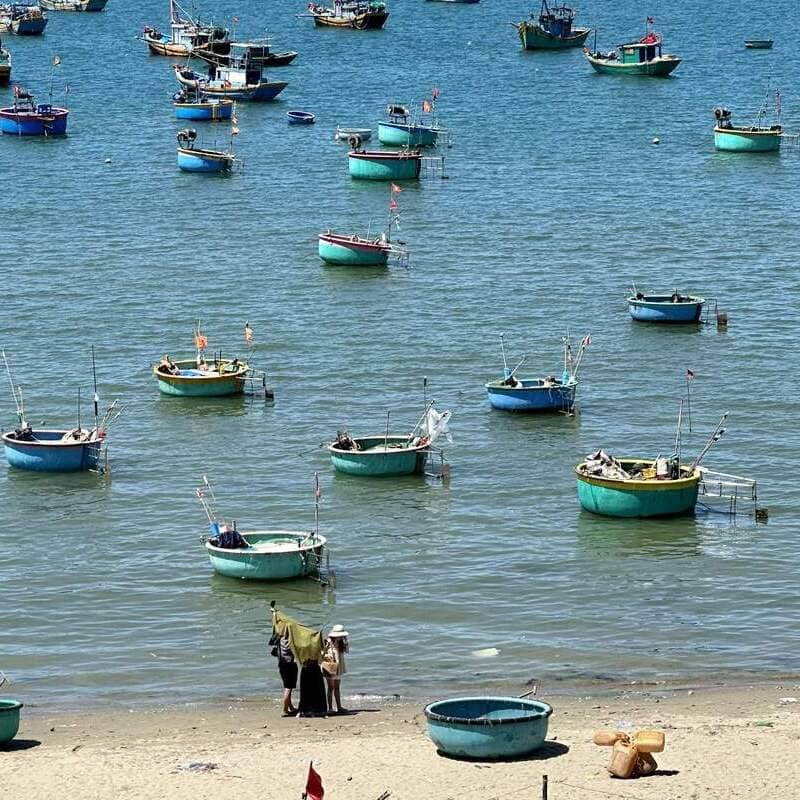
left=205, top=529, right=326, bottom=581
left=0, top=699, right=22, bottom=744
left=713, top=106, right=781, bottom=153
left=348, top=149, right=422, bottom=181
left=328, top=434, right=429, bottom=476
left=576, top=456, right=701, bottom=518
left=154, top=358, right=250, bottom=396
left=627, top=292, right=704, bottom=323
left=424, top=696, right=553, bottom=759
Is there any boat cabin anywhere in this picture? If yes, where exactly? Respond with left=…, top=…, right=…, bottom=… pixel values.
left=538, top=1, right=576, bottom=37
left=618, top=35, right=662, bottom=64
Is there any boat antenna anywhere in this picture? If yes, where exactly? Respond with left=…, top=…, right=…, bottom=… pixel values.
left=91, top=344, right=99, bottom=433
left=2, top=350, right=25, bottom=427
left=685, top=368, right=694, bottom=432
left=500, top=333, right=509, bottom=376
left=689, top=413, right=728, bottom=470
left=77, top=387, right=81, bottom=432
left=571, top=334, right=591, bottom=380
left=384, top=410, right=390, bottom=453
left=673, top=399, right=683, bottom=463
left=313, top=471, right=320, bottom=539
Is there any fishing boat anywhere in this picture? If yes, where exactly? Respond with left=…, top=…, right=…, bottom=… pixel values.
left=209, top=38, right=297, bottom=67
left=173, top=87, right=233, bottom=120
left=142, top=0, right=228, bottom=58
left=153, top=327, right=254, bottom=396
left=335, top=125, right=371, bottom=141
left=0, top=4, right=47, bottom=34
left=378, top=90, right=445, bottom=148
left=713, top=93, right=782, bottom=153
left=0, top=86, right=68, bottom=136
left=176, top=128, right=236, bottom=172
left=426, top=0, right=479, bottom=4
left=485, top=333, right=589, bottom=413
left=584, top=20, right=681, bottom=76
left=1, top=350, right=122, bottom=473
left=40, top=0, right=108, bottom=10
left=348, top=146, right=422, bottom=181
left=173, top=54, right=287, bottom=102
left=627, top=290, right=705, bottom=323
left=308, top=0, right=388, bottom=30
left=745, top=39, right=773, bottom=49
left=196, top=476, right=327, bottom=582
left=515, top=1, right=590, bottom=50
left=575, top=411, right=728, bottom=518
left=319, top=186, right=407, bottom=266
left=288, top=110, right=314, bottom=124
left=327, top=401, right=451, bottom=477
left=0, top=37, right=10, bottom=86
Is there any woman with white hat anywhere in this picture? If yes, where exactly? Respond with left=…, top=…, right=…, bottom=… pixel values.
left=321, top=624, right=349, bottom=714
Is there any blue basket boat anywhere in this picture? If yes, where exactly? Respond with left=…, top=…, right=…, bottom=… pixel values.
left=377, top=96, right=444, bottom=148
left=485, top=333, right=589, bottom=413
left=0, top=89, right=68, bottom=136
left=424, top=697, right=553, bottom=759
left=176, top=128, right=237, bottom=173
left=288, top=110, right=315, bottom=124
left=627, top=291, right=705, bottom=323
left=0, top=699, right=22, bottom=744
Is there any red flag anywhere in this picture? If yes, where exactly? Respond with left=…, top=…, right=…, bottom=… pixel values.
left=422, top=99, right=432, bottom=113
left=194, top=333, right=208, bottom=349
left=390, top=183, right=402, bottom=194
left=686, top=369, right=695, bottom=381
left=581, top=334, right=591, bottom=347
left=431, top=86, right=440, bottom=99
left=232, top=15, right=240, bottom=23
left=304, top=763, right=324, bottom=800
left=389, top=199, right=398, bottom=211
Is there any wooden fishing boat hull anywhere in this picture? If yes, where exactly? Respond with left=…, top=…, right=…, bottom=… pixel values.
left=584, top=52, right=680, bottom=76
left=41, top=0, right=108, bottom=10
left=9, top=15, right=47, bottom=35
left=627, top=295, right=704, bottom=323
left=744, top=39, right=773, bottom=49
left=0, top=699, right=22, bottom=744
left=714, top=125, right=781, bottom=152
left=177, top=146, right=234, bottom=173
left=145, top=33, right=190, bottom=56
left=174, top=98, right=233, bottom=120
left=206, top=530, right=325, bottom=581
left=348, top=150, right=421, bottom=180
left=3, top=429, right=101, bottom=472
left=251, top=81, right=288, bottom=101
left=288, top=111, right=315, bottom=124
left=485, top=379, right=576, bottom=412
left=576, top=459, right=701, bottom=518
left=318, top=232, right=390, bottom=266
left=328, top=435, right=428, bottom=476
left=154, top=360, right=246, bottom=395
left=0, top=107, right=69, bottom=135
left=378, top=121, right=438, bottom=147
left=517, top=23, right=590, bottom=50
left=312, top=9, right=388, bottom=29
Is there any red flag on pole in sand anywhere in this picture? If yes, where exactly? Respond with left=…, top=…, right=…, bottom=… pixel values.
left=390, top=183, right=402, bottom=194
left=303, top=762, right=324, bottom=800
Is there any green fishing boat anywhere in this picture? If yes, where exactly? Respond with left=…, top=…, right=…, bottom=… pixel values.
left=713, top=91, right=782, bottom=153
left=515, top=1, right=590, bottom=50
left=584, top=21, right=681, bottom=76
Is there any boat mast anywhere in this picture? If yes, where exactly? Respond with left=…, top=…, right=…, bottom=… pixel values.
left=314, top=471, right=320, bottom=539
left=500, top=333, right=509, bottom=377
left=689, top=413, right=728, bottom=470
left=91, top=344, right=100, bottom=434
left=2, top=350, right=25, bottom=428
left=673, top=399, right=683, bottom=463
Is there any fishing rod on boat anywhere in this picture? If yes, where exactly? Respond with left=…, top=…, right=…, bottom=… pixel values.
left=689, top=412, right=728, bottom=470
left=673, top=399, right=684, bottom=464
left=91, top=344, right=99, bottom=433
left=500, top=333, right=509, bottom=375
left=384, top=410, right=390, bottom=452
left=407, top=399, right=437, bottom=442
left=313, top=471, right=320, bottom=539
left=2, top=350, right=25, bottom=428
left=76, top=387, right=81, bottom=432
left=571, top=333, right=591, bottom=380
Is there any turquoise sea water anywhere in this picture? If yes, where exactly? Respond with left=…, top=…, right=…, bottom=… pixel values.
left=1, top=0, right=799, bottom=710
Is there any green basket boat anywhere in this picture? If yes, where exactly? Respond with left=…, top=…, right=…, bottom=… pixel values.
left=154, top=357, right=250, bottom=396
left=576, top=455, right=701, bottom=518
left=348, top=148, right=422, bottom=180
left=328, top=434, right=430, bottom=476
left=0, top=698, right=22, bottom=744
left=712, top=105, right=782, bottom=153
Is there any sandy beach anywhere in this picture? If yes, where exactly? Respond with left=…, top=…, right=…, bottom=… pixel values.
left=3, top=684, right=798, bottom=800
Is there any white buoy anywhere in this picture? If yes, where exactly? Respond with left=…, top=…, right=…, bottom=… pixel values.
left=652, top=137, right=660, bottom=145
left=104, top=158, right=112, bottom=164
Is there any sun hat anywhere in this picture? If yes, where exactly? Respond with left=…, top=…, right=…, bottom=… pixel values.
left=328, top=624, right=349, bottom=638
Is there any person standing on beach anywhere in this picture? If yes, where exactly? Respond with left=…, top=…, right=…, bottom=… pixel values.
left=277, top=635, right=298, bottom=717
left=321, top=624, right=349, bottom=714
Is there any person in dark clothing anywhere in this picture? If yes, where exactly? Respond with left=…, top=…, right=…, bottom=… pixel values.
left=298, top=660, right=328, bottom=717
left=277, top=635, right=298, bottom=717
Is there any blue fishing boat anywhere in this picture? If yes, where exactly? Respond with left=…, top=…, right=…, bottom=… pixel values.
left=0, top=4, right=47, bottom=35
left=516, top=1, right=590, bottom=50
left=173, top=88, right=233, bottom=120
left=197, top=475, right=328, bottom=582
left=425, top=697, right=553, bottom=759
left=0, top=37, right=11, bottom=86
left=627, top=289, right=705, bottom=323
left=713, top=89, right=783, bottom=153
left=348, top=147, right=422, bottom=180
left=485, top=333, right=590, bottom=413
left=1, top=350, right=122, bottom=473
left=176, top=128, right=237, bottom=173
left=0, top=87, right=68, bottom=135
left=327, top=401, right=451, bottom=477
left=288, top=110, right=315, bottom=124
left=377, top=90, right=445, bottom=148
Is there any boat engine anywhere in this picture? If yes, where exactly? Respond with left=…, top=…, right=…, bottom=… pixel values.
left=713, top=106, right=732, bottom=128
left=177, top=128, right=198, bottom=146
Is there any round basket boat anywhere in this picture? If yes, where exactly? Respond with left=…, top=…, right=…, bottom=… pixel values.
left=0, top=699, right=23, bottom=744
left=424, top=696, right=553, bottom=759
left=287, top=110, right=315, bottom=125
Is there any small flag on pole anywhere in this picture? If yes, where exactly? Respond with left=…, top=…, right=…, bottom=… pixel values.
left=422, top=99, right=432, bottom=113
left=303, top=762, right=324, bottom=800
left=232, top=15, right=240, bottom=23
left=232, top=114, right=239, bottom=124
left=231, top=126, right=240, bottom=136
left=194, top=333, right=208, bottom=349
left=686, top=368, right=695, bottom=381
left=389, top=199, right=398, bottom=211
left=390, top=183, right=402, bottom=194
left=314, top=472, right=321, bottom=501
left=431, top=86, right=440, bottom=99
left=646, top=16, right=654, bottom=24
left=581, top=334, right=592, bottom=347
left=52, top=55, right=61, bottom=67
left=64, top=84, right=70, bottom=95
left=244, top=322, right=253, bottom=343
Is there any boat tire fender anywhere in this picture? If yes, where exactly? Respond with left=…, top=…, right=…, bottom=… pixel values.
left=348, top=134, right=362, bottom=149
